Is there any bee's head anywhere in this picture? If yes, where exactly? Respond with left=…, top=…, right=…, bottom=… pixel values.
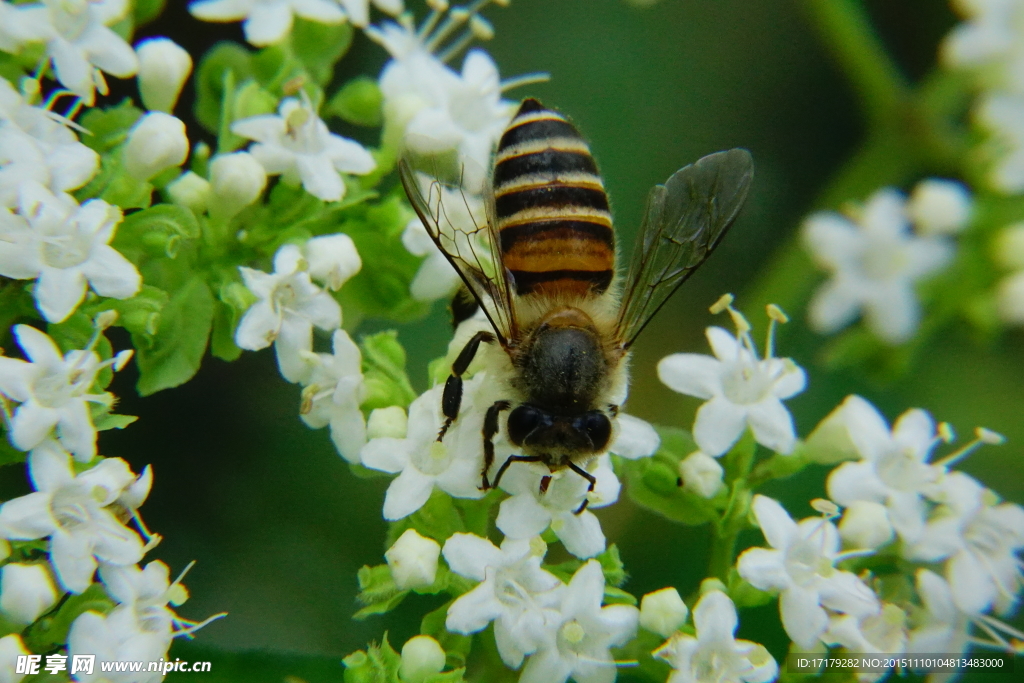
left=506, top=404, right=612, bottom=456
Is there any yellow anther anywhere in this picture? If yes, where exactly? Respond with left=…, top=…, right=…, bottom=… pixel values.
left=427, top=0, right=449, bottom=9
left=561, top=620, right=586, bottom=644
left=976, top=427, right=1006, bottom=445
left=286, top=107, right=310, bottom=132
left=470, top=15, right=494, bottom=40
left=938, top=422, right=955, bottom=443
left=811, top=498, right=840, bottom=518
left=709, top=293, right=734, bottom=315
left=766, top=304, right=789, bottom=323
left=282, top=75, right=307, bottom=96
left=95, top=309, right=119, bottom=330
left=528, top=536, right=547, bottom=558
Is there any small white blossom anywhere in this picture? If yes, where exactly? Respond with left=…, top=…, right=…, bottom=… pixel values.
left=823, top=604, right=907, bottom=683
left=0, top=183, right=141, bottom=323
left=399, top=635, right=445, bottom=683
left=0, top=2, right=50, bottom=52
left=209, top=151, right=267, bottom=218
left=658, top=303, right=805, bottom=457
left=385, top=528, right=440, bottom=590
left=907, top=569, right=970, bottom=658
left=996, top=270, right=1024, bottom=324
left=304, top=233, right=361, bottom=291
left=232, top=96, right=376, bottom=202
left=24, top=0, right=139, bottom=105
left=678, top=451, right=724, bottom=499
left=942, top=0, right=1024, bottom=88
left=338, top=0, right=403, bottom=27
left=361, top=377, right=488, bottom=520
left=976, top=93, right=1024, bottom=193
left=122, top=112, right=189, bottom=181
left=0, top=442, right=145, bottom=593
left=654, top=590, right=777, bottom=683
left=300, top=329, right=365, bottom=461
left=236, top=243, right=342, bottom=384
left=639, top=587, right=688, bottom=638
left=907, top=179, right=972, bottom=235
left=609, top=412, right=661, bottom=460
left=0, top=562, right=58, bottom=624
left=826, top=397, right=944, bottom=545
left=135, top=37, right=193, bottom=113
left=189, top=0, right=345, bottom=47
left=803, top=188, right=954, bottom=343
left=518, top=560, right=639, bottom=683
left=444, top=533, right=563, bottom=669
left=67, top=609, right=169, bottom=683
left=166, top=171, right=212, bottom=214
left=737, top=495, right=880, bottom=649
left=837, top=501, right=895, bottom=550
left=0, top=634, right=30, bottom=683
left=803, top=395, right=865, bottom=465
left=0, top=325, right=129, bottom=459
left=496, top=454, right=620, bottom=560
left=366, top=405, right=407, bottom=438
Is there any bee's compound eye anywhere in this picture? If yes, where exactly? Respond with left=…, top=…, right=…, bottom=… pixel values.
left=507, top=405, right=546, bottom=446
left=576, top=411, right=611, bottom=452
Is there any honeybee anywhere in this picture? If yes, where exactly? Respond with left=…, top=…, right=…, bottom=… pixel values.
left=399, top=98, right=753, bottom=512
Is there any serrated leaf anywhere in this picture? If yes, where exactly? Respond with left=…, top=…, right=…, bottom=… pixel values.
left=135, top=277, right=214, bottom=395
left=343, top=633, right=402, bottom=683
left=292, top=19, right=353, bottom=85
left=596, top=545, right=627, bottom=587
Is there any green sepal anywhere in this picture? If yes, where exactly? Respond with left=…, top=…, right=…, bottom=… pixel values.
left=342, top=633, right=401, bottom=683
left=619, top=425, right=720, bottom=526
left=92, top=411, right=138, bottom=432
left=114, top=203, right=201, bottom=264
left=425, top=670, right=467, bottom=683
left=602, top=586, right=638, bottom=606
left=421, top=601, right=472, bottom=669
left=21, top=583, right=113, bottom=654
left=386, top=490, right=465, bottom=548
left=77, top=98, right=143, bottom=154
left=749, top=444, right=809, bottom=487
left=292, top=19, right=354, bottom=85
left=353, top=565, right=409, bottom=620
left=612, top=627, right=672, bottom=683
left=545, top=545, right=628, bottom=590
left=194, top=42, right=256, bottom=134
left=86, top=285, right=169, bottom=347
left=133, top=0, right=166, bottom=25
left=328, top=77, right=383, bottom=127
left=726, top=567, right=774, bottom=608
left=134, top=277, right=214, bottom=396
left=360, top=330, right=417, bottom=411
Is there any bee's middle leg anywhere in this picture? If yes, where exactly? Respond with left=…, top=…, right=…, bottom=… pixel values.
left=438, top=330, right=494, bottom=441
left=481, top=400, right=511, bottom=489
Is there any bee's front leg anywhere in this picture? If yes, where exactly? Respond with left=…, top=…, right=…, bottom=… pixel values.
left=438, top=330, right=495, bottom=441
left=567, top=461, right=597, bottom=515
left=481, top=400, right=511, bottom=489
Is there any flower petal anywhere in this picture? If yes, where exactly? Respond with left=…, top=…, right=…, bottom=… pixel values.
left=751, top=495, right=797, bottom=550
left=780, top=585, right=828, bottom=649
left=554, top=510, right=605, bottom=559
left=746, top=397, right=797, bottom=454
left=382, top=467, right=434, bottom=521
left=80, top=245, right=141, bottom=299
left=692, top=395, right=747, bottom=457
left=657, top=353, right=720, bottom=400
left=609, top=413, right=659, bottom=459
left=442, top=532, right=502, bottom=581
left=496, top=493, right=551, bottom=539
left=34, top=266, right=87, bottom=323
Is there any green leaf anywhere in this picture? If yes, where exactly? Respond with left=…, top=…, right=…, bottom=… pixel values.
left=387, top=490, right=465, bottom=547
left=133, top=0, right=166, bottom=25
left=77, top=99, right=144, bottom=153
left=596, top=544, right=627, bottom=587
left=328, top=77, right=383, bottom=127
left=116, top=203, right=201, bottom=262
left=93, top=412, right=138, bottom=431
left=22, top=583, right=113, bottom=653
left=87, top=285, right=169, bottom=348
left=342, top=634, right=402, bottom=683
left=603, top=586, right=638, bottom=606
left=195, top=42, right=256, bottom=134
left=135, top=277, right=214, bottom=395
left=361, top=330, right=417, bottom=411
left=292, top=19, right=354, bottom=85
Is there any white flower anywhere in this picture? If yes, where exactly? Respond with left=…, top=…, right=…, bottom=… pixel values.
left=360, top=377, right=488, bottom=520
left=495, top=454, right=620, bottom=560
left=402, top=214, right=465, bottom=303
left=658, top=311, right=805, bottom=457
left=0, top=562, right=58, bottom=624
left=906, top=472, right=1024, bottom=615
left=444, top=533, right=563, bottom=669
left=99, top=560, right=199, bottom=641
left=654, top=590, right=777, bottom=683
left=907, top=179, right=972, bottom=235
left=942, top=0, right=1024, bottom=88
left=135, top=37, right=193, bottom=113
left=304, top=233, right=361, bottom=290
left=208, top=151, right=267, bottom=217
left=0, top=183, right=141, bottom=323
left=0, top=634, right=30, bottom=683
left=0, top=325, right=130, bottom=459
left=737, top=495, right=880, bottom=649
left=639, top=587, right=688, bottom=638
left=25, top=0, right=139, bottom=105
left=837, top=501, right=894, bottom=550
left=399, top=635, right=445, bottom=683
left=385, top=528, right=440, bottom=590
left=299, top=329, right=365, bottom=461
left=122, top=112, right=189, bottom=181
left=678, top=451, right=724, bottom=499
left=0, top=2, right=51, bottom=52
left=68, top=609, right=169, bottom=683
left=0, top=442, right=145, bottom=593
left=518, top=560, right=639, bottom=683
left=975, top=93, right=1024, bottom=193
left=232, top=96, right=376, bottom=202
left=189, top=0, right=345, bottom=47
left=826, top=398, right=944, bottom=545
left=803, top=188, right=954, bottom=343
left=996, top=269, right=1024, bottom=324
left=166, top=171, right=211, bottom=214
left=338, top=0, right=403, bottom=27
left=823, top=604, right=907, bottom=683
left=0, top=80, right=99, bottom=206
left=236, top=243, right=342, bottom=383
left=803, top=395, right=865, bottom=465
left=907, top=569, right=970, bottom=658
left=366, top=405, right=407, bottom=438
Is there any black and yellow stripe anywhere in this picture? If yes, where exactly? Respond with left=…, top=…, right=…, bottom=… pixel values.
left=493, top=99, right=614, bottom=297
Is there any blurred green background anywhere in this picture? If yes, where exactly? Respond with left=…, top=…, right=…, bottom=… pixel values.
left=93, top=0, right=1024, bottom=677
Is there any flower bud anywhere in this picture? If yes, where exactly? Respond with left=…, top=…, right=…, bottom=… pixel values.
left=838, top=501, right=894, bottom=550
left=306, top=234, right=362, bottom=290
left=678, top=451, right=723, bottom=498
left=166, top=171, right=211, bottom=213
left=367, top=406, right=408, bottom=439
left=997, top=271, right=1024, bottom=325
left=907, top=178, right=972, bottom=235
left=803, top=396, right=864, bottom=464
left=0, top=563, right=58, bottom=624
left=385, top=528, right=440, bottom=590
left=992, top=222, right=1024, bottom=271
left=123, top=112, right=189, bottom=181
left=209, top=152, right=267, bottom=218
left=135, top=37, right=193, bottom=113
left=0, top=634, right=29, bottom=675
left=398, top=635, right=445, bottom=683
left=639, top=587, right=688, bottom=638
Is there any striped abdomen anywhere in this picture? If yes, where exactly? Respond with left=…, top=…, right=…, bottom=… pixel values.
left=492, top=99, right=614, bottom=298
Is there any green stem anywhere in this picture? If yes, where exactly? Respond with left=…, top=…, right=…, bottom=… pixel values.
left=708, top=432, right=757, bottom=581
left=798, top=0, right=909, bottom=125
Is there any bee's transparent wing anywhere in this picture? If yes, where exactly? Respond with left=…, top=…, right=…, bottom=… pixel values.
left=615, top=148, right=754, bottom=348
left=398, top=157, right=517, bottom=344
